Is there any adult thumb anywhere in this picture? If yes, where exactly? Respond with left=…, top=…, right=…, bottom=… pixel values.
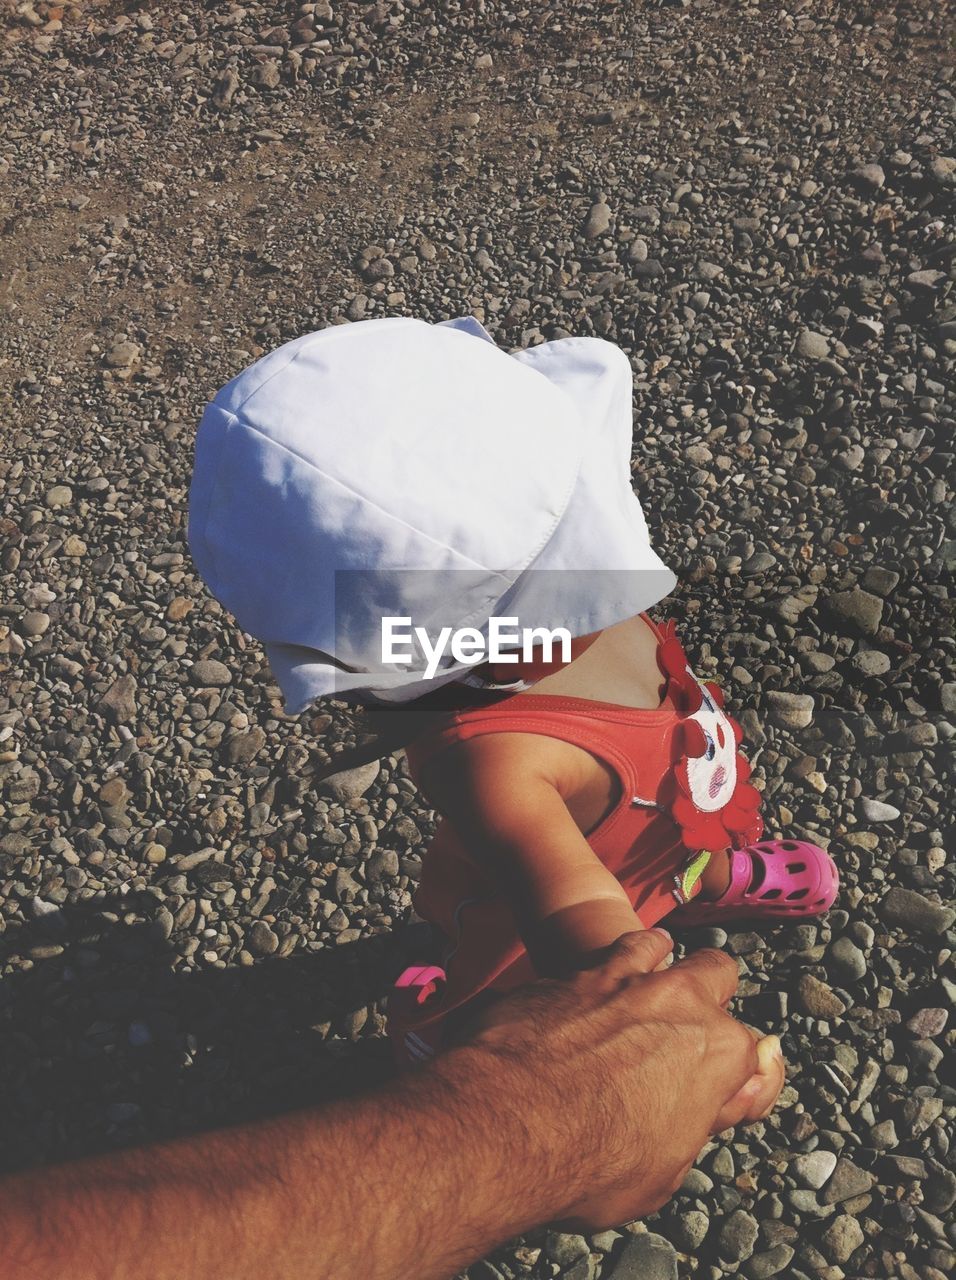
left=597, top=929, right=675, bottom=980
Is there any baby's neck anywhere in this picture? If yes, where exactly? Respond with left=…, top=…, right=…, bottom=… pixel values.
left=475, top=630, right=602, bottom=687
left=509, top=615, right=667, bottom=710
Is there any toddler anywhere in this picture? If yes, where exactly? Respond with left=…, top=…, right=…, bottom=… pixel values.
left=187, top=315, right=838, bottom=1069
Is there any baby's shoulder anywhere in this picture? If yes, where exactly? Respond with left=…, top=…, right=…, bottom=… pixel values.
left=413, top=724, right=597, bottom=814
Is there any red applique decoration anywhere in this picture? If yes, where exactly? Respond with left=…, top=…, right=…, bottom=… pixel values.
left=656, top=621, right=764, bottom=854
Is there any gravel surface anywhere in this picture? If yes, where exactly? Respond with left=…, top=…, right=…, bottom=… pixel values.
left=1, top=2, right=954, bottom=1278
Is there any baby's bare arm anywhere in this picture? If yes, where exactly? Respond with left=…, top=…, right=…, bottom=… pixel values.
left=420, top=737, right=644, bottom=976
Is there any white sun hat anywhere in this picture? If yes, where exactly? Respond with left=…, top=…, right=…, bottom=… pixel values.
left=187, top=315, right=676, bottom=712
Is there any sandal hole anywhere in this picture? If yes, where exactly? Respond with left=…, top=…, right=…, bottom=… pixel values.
left=786, top=862, right=806, bottom=874
left=786, top=888, right=809, bottom=900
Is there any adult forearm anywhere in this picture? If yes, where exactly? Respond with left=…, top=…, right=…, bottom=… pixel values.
left=0, top=1044, right=556, bottom=1280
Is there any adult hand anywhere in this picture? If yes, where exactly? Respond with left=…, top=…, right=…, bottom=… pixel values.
left=446, top=928, right=784, bottom=1230
left=0, top=929, right=783, bottom=1280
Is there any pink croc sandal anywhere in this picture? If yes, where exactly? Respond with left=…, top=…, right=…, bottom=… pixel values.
left=670, top=839, right=839, bottom=927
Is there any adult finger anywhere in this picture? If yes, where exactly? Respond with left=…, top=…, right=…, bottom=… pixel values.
left=595, top=929, right=675, bottom=981
left=668, top=947, right=741, bottom=1008
left=712, top=1036, right=785, bottom=1131
left=748, top=1034, right=786, bottom=1119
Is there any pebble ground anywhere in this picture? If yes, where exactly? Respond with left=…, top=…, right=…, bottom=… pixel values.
left=1, top=3, right=953, bottom=1278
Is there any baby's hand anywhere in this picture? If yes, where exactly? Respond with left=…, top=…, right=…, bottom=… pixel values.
left=711, top=1031, right=785, bottom=1132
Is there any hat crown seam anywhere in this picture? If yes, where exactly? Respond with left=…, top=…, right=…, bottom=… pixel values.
left=219, top=414, right=521, bottom=577
left=216, top=316, right=426, bottom=417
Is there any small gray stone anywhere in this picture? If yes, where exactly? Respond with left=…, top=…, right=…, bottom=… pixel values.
left=906, top=1008, right=947, bottom=1038
left=681, top=1167, right=715, bottom=1197
left=104, top=340, right=141, bottom=368
left=544, top=1232, right=589, bottom=1267
left=861, top=566, right=900, bottom=596
left=828, top=588, right=884, bottom=635
left=365, top=848, right=400, bottom=881
left=880, top=887, right=955, bottom=936
left=827, top=937, right=867, bottom=982
left=744, top=1244, right=795, bottom=1279
left=319, top=760, right=381, bottom=803
left=929, top=156, right=956, bottom=185
left=880, top=1154, right=926, bottom=1181
left=590, top=1231, right=620, bottom=1253
left=850, top=163, right=885, bottom=190
left=584, top=201, right=612, bottom=238
left=838, top=444, right=864, bottom=471
left=21, top=611, right=50, bottom=637
left=906, top=269, right=944, bottom=290
left=743, top=551, right=776, bottom=575
left=790, top=923, right=818, bottom=951
left=0, top=833, right=31, bottom=858
left=924, top=1168, right=956, bottom=1215
left=248, top=921, right=279, bottom=956
left=694, top=260, right=724, bottom=281
left=765, top=691, right=815, bottom=729
left=563, top=1258, right=596, bottom=1280
left=673, top=1210, right=709, bottom=1251
left=777, top=585, right=818, bottom=624
left=903, top=1096, right=943, bottom=1135
left=821, top=1213, right=864, bottom=1264
left=727, top=931, right=763, bottom=956
left=870, top=1119, right=898, bottom=1149
left=98, top=674, right=138, bottom=724
left=608, top=1233, right=677, bottom=1280
left=22, top=584, right=56, bottom=609
left=10, top=773, right=41, bottom=803
left=852, top=650, right=891, bottom=677
left=718, top=1209, right=759, bottom=1262
left=213, top=68, right=240, bottom=108
left=189, top=659, right=232, bottom=687
left=173, top=849, right=219, bottom=872
left=860, top=798, right=900, bottom=822
left=909, top=1038, right=944, bottom=1074
left=796, top=330, right=830, bottom=359
left=897, top=722, right=938, bottom=748
left=797, top=974, right=846, bottom=1019
left=787, top=1189, right=833, bottom=1218
left=333, top=868, right=361, bottom=902
left=253, top=59, right=282, bottom=89
left=222, top=726, right=267, bottom=765
left=45, top=484, right=73, bottom=507
left=792, top=1150, right=838, bottom=1190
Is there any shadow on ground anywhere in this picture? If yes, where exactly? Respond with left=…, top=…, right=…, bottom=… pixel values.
left=0, top=899, right=430, bottom=1176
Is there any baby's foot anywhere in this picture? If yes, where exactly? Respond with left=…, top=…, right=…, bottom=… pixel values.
left=697, top=847, right=733, bottom=900
left=672, top=840, right=839, bottom=926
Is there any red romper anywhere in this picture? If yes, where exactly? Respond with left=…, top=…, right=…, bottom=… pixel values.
left=390, top=615, right=764, bottom=1060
